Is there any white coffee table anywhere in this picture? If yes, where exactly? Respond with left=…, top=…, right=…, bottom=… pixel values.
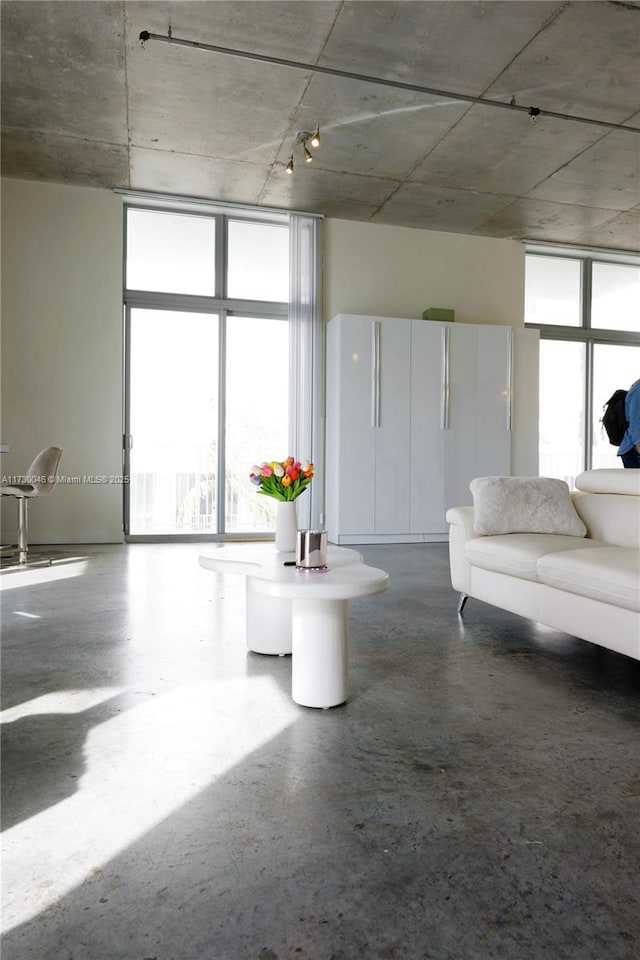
left=199, top=543, right=389, bottom=708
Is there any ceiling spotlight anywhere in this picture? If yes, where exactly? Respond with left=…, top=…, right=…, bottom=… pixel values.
left=284, top=128, right=322, bottom=175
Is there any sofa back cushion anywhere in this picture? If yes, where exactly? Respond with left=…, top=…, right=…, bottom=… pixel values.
left=572, top=469, right=640, bottom=548
left=575, top=469, right=640, bottom=496
left=470, top=476, right=587, bottom=537
left=573, top=493, right=640, bottom=548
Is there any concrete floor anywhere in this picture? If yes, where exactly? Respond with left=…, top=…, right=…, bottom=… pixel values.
left=1, top=542, right=639, bottom=960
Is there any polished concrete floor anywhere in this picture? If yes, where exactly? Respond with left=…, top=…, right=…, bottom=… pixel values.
left=1, top=542, right=639, bottom=960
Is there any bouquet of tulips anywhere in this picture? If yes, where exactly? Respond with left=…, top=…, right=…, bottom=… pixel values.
left=249, top=457, right=314, bottom=501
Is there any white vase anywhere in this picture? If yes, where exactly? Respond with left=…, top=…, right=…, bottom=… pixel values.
left=275, top=500, right=298, bottom=553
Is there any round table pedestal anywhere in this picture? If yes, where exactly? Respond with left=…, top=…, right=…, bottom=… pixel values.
left=291, top=598, right=348, bottom=708
left=246, top=578, right=292, bottom=655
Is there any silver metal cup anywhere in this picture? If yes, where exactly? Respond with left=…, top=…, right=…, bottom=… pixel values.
left=296, top=529, right=328, bottom=569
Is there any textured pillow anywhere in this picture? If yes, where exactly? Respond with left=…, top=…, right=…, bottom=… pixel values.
left=470, top=476, right=587, bottom=537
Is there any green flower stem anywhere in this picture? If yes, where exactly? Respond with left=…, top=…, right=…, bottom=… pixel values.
left=256, top=476, right=312, bottom=501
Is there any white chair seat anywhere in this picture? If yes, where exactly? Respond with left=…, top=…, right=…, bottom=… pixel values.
left=1, top=447, right=64, bottom=564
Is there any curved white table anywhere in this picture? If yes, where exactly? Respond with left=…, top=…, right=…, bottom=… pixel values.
left=199, top=544, right=389, bottom=708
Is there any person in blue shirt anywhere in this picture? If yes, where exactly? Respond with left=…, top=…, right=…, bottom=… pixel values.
left=618, top=378, right=640, bottom=468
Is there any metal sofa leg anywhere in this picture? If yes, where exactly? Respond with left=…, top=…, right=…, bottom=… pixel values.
left=457, top=592, right=469, bottom=615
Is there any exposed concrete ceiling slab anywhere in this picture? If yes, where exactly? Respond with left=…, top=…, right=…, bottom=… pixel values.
left=1, top=1, right=128, bottom=143
left=371, top=181, right=516, bottom=232
left=409, top=106, right=603, bottom=195
left=276, top=77, right=469, bottom=179
left=572, top=205, right=640, bottom=250
left=128, top=45, right=308, bottom=164
left=130, top=147, right=271, bottom=203
left=124, top=0, right=343, bottom=63
left=317, top=1, right=567, bottom=93
left=527, top=128, right=640, bottom=210
left=260, top=165, right=400, bottom=220
left=476, top=196, right=625, bottom=244
left=1, top=127, right=130, bottom=189
left=486, top=1, right=640, bottom=121
left=1, top=0, right=639, bottom=251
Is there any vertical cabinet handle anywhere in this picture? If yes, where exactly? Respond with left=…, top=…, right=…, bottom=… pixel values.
left=441, top=326, right=451, bottom=429
left=507, top=328, right=513, bottom=431
left=372, top=321, right=381, bottom=428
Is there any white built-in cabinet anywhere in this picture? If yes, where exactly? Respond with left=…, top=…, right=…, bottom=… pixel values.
left=325, top=314, right=538, bottom=544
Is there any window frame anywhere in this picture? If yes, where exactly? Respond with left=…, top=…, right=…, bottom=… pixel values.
left=525, top=243, right=640, bottom=473
left=122, top=203, right=290, bottom=540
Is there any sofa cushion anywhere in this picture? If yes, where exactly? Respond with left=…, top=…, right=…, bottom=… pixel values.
left=470, top=477, right=587, bottom=537
left=575, top=469, right=640, bottom=497
left=537, top=547, right=640, bottom=612
left=572, top=491, right=640, bottom=549
left=464, top=534, right=606, bottom=583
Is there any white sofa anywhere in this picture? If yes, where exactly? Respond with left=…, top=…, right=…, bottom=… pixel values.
left=446, top=469, right=640, bottom=660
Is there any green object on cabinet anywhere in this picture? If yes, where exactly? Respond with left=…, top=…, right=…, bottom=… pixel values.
left=422, top=307, right=455, bottom=322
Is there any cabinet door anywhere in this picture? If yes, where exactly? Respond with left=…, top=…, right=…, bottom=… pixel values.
left=444, top=323, right=511, bottom=510
left=474, top=325, right=511, bottom=477
left=374, top=318, right=411, bottom=533
left=327, top=315, right=376, bottom=537
left=409, top=321, right=446, bottom=533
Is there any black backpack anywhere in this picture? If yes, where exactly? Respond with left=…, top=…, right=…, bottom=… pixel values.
left=601, top=389, right=629, bottom=445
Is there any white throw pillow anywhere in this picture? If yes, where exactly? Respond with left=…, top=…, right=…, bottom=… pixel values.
left=470, top=476, right=587, bottom=537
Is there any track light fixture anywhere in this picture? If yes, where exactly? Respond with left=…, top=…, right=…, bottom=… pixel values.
left=284, top=128, right=320, bottom=174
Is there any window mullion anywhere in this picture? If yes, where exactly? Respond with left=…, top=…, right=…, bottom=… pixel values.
left=583, top=261, right=592, bottom=470
left=585, top=340, right=594, bottom=471
left=217, top=310, right=227, bottom=536
left=583, top=258, right=592, bottom=330
left=217, top=215, right=226, bottom=300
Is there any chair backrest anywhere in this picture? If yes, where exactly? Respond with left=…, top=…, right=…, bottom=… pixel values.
left=26, top=447, right=64, bottom=495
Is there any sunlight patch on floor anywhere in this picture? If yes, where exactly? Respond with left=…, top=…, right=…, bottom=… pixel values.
left=0, top=559, right=89, bottom=591
left=2, top=677, right=297, bottom=930
left=1, top=688, right=125, bottom=722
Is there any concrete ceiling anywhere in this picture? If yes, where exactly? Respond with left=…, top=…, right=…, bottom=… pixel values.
left=2, top=0, right=639, bottom=251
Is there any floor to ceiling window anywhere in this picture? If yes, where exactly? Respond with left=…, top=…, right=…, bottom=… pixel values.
left=122, top=201, right=317, bottom=538
left=525, top=245, right=640, bottom=485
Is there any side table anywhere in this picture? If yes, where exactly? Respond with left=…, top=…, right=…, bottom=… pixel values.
left=199, top=544, right=389, bottom=708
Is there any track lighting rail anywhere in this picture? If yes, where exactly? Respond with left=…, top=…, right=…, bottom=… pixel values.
left=138, top=30, right=640, bottom=135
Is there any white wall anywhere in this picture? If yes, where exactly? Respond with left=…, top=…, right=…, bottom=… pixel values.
left=1, top=179, right=124, bottom=544
left=324, top=218, right=525, bottom=326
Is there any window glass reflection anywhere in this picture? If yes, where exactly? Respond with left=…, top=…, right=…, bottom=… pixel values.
left=591, top=263, right=640, bottom=333
left=227, top=220, right=289, bottom=302
left=539, top=340, right=585, bottom=486
left=127, top=210, right=216, bottom=296
left=592, top=343, right=640, bottom=468
left=525, top=256, right=581, bottom=327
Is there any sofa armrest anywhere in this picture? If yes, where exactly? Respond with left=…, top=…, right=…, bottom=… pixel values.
left=446, top=506, right=479, bottom=595
left=445, top=506, right=476, bottom=540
